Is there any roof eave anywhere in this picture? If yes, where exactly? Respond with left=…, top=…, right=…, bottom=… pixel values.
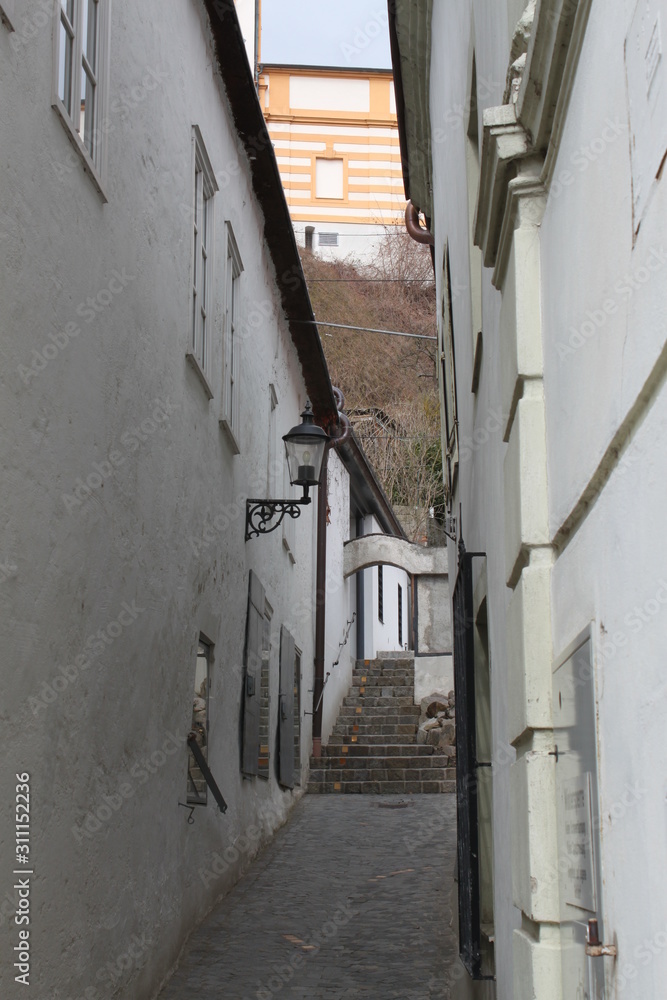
left=202, top=0, right=337, bottom=428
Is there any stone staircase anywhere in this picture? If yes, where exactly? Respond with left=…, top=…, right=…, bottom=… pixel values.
left=308, top=656, right=456, bottom=794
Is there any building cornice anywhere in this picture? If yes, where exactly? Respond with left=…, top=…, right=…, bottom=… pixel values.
left=265, top=113, right=399, bottom=129
left=474, top=105, right=533, bottom=270
left=259, top=63, right=394, bottom=78
left=201, top=0, right=337, bottom=427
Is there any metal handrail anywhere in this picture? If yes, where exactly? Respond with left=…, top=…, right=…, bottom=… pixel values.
left=312, top=613, right=357, bottom=716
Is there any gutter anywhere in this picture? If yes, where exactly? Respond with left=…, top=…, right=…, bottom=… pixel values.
left=387, top=0, right=412, bottom=201
left=202, top=0, right=337, bottom=428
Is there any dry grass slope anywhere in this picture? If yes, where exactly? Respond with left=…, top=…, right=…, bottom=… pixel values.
left=300, top=235, right=444, bottom=542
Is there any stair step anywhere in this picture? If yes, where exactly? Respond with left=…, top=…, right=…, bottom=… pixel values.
left=311, top=755, right=450, bottom=770
left=348, top=683, right=415, bottom=692
left=309, top=770, right=452, bottom=782
left=323, top=743, right=435, bottom=757
left=307, top=779, right=456, bottom=795
left=337, top=704, right=420, bottom=716
left=341, top=697, right=416, bottom=715
left=310, top=654, right=456, bottom=796
left=332, top=725, right=419, bottom=736
left=352, top=670, right=413, bottom=679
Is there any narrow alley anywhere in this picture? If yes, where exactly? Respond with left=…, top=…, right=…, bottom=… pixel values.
left=158, top=794, right=457, bottom=1000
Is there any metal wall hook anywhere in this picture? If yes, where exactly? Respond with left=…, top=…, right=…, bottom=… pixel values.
left=178, top=803, right=196, bottom=824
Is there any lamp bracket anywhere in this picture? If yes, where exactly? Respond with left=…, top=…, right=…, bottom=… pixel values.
left=245, top=497, right=311, bottom=541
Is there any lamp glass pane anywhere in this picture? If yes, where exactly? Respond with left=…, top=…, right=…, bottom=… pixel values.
left=284, top=438, right=325, bottom=486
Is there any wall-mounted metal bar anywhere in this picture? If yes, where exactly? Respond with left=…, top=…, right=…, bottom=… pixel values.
left=187, top=733, right=228, bottom=813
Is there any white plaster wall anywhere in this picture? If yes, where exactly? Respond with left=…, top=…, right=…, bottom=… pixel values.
left=414, top=655, right=454, bottom=704
left=540, top=2, right=667, bottom=994
left=426, top=2, right=667, bottom=997
left=294, top=222, right=405, bottom=265
left=549, top=384, right=667, bottom=998
left=364, top=517, right=410, bottom=657
left=0, top=3, right=329, bottom=997
left=429, top=3, right=518, bottom=996
left=320, top=450, right=355, bottom=743
left=289, top=75, right=371, bottom=113
left=234, top=0, right=257, bottom=74
left=540, top=0, right=667, bottom=536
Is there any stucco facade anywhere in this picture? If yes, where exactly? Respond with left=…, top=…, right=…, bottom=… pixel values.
left=0, top=2, right=405, bottom=997
left=260, top=63, right=404, bottom=262
left=390, top=0, right=667, bottom=997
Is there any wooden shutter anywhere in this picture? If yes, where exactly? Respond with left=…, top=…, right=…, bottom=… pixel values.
left=278, top=626, right=296, bottom=789
left=242, top=570, right=264, bottom=776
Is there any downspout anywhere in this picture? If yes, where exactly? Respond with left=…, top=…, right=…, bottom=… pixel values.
left=312, top=389, right=351, bottom=758
left=355, top=515, right=365, bottom=661
left=405, top=200, right=434, bottom=245
left=254, top=0, right=261, bottom=86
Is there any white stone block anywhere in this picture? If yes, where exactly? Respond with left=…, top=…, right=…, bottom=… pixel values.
left=510, top=752, right=560, bottom=921
left=507, top=562, right=553, bottom=741
left=504, top=389, right=550, bottom=583
left=513, top=926, right=562, bottom=1000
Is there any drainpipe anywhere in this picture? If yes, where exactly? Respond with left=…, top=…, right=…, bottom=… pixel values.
left=254, top=0, right=261, bottom=85
left=312, top=390, right=351, bottom=758
left=356, top=515, right=365, bottom=661
left=405, top=200, right=434, bottom=245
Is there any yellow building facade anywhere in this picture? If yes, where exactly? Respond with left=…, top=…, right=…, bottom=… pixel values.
left=259, top=64, right=405, bottom=259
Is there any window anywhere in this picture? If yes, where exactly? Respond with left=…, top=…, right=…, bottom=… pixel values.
left=52, top=0, right=110, bottom=193
left=0, top=1, right=16, bottom=31
left=305, top=226, right=315, bottom=250
left=268, top=384, right=278, bottom=497
left=187, top=127, right=217, bottom=397
left=398, top=584, right=403, bottom=647
left=315, top=158, right=344, bottom=199
left=377, top=565, right=384, bottom=623
left=466, top=54, right=484, bottom=393
left=187, top=638, right=211, bottom=805
left=282, top=457, right=296, bottom=560
left=440, top=245, right=459, bottom=501
left=220, top=223, right=243, bottom=452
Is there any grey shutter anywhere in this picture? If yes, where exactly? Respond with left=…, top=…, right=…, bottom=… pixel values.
left=242, top=570, right=265, bottom=776
left=278, top=626, right=296, bottom=789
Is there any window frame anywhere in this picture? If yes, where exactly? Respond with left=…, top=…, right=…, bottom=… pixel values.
left=51, top=0, right=111, bottom=199
left=186, top=126, right=218, bottom=399
left=186, top=636, right=212, bottom=806
left=0, top=1, right=16, bottom=31
left=220, top=222, right=243, bottom=452
left=315, top=156, right=345, bottom=200
left=440, top=244, right=460, bottom=503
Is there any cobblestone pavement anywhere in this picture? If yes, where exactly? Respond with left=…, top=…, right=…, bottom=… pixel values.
left=158, top=794, right=457, bottom=1000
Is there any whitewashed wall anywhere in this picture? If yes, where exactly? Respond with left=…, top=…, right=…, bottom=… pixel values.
left=0, top=3, right=328, bottom=998
left=540, top=2, right=667, bottom=994
left=320, top=450, right=355, bottom=744
left=425, top=0, right=667, bottom=997
left=428, top=3, right=517, bottom=996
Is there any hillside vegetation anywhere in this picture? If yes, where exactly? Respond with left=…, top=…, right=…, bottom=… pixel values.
left=300, top=233, right=444, bottom=541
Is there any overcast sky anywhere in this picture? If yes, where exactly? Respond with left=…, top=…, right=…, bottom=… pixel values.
left=261, top=0, right=392, bottom=69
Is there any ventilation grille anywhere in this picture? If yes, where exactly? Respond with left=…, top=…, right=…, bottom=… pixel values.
left=318, top=232, right=339, bottom=247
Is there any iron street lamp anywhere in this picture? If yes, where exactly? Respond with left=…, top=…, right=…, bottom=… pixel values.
left=245, top=403, right=329, bottom=540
